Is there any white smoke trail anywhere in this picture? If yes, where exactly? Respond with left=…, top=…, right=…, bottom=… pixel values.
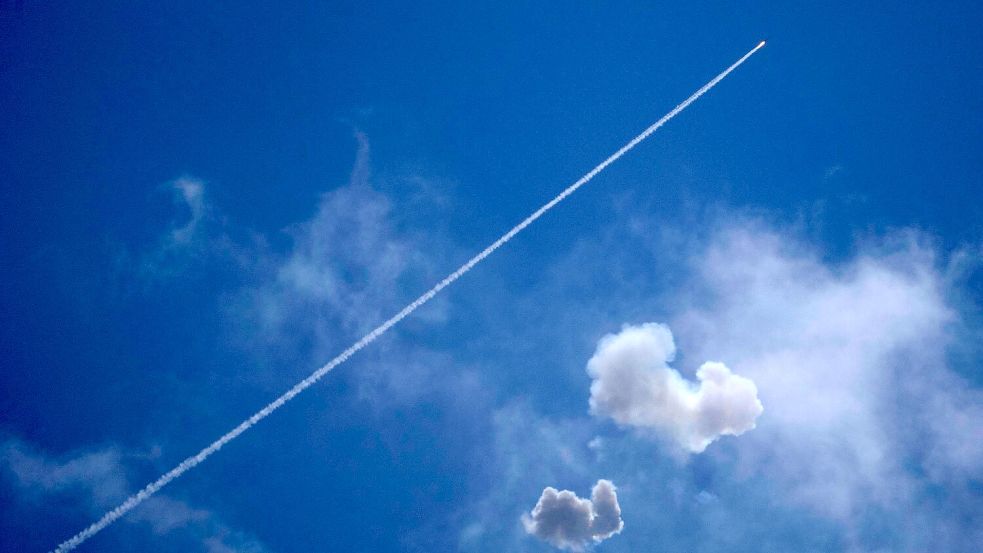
left=51, top=41, right=765, bottom=552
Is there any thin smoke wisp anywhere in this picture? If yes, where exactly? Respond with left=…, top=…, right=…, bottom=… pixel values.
left=51, top=41, right=766, bottom=552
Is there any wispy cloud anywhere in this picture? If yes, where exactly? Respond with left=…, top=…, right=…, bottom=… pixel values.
left=823, top=164, right=843, bottom=180
left=243, top=132, right=440, bottom=360
left=1, top=437, right=270, bottom=552
left=671, top=221, right=983, bottom=548
left=118, top=175, right=257, bottom=287
left=168, top=177, right=208, bottom=246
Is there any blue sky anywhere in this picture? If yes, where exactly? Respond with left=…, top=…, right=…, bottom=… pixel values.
left=1, top=2, right=981, bottom=552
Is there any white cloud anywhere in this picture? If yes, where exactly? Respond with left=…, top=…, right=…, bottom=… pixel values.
left=587, top=323, right=763, bottom=453
left=0, top=437, right=269, bottom=551
left=671, top=222, right=983, bottom=538
left=522, top=479, right=623, bottom=551
left=2, top=441, right=130, bottom=505
left=484, top=209, right=981, bottom=550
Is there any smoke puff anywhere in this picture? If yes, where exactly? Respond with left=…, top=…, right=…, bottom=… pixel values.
left=587, top=323, right=762, bottom=453
left=522, top=480, right=623, bottom=551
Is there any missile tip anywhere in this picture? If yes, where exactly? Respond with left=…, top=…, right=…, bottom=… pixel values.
left=758, top=40, right=766, bottom=47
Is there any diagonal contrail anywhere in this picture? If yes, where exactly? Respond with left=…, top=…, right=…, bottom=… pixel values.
left=51, top=41, right=765, bottom=553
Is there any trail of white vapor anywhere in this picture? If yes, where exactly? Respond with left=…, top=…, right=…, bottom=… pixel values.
left=51, top=41, right=765, bottom=552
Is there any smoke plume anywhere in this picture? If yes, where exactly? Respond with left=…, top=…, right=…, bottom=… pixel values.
left=587, top=323, right=762, bottom=452
left=523, top=479, right=623, bottom=551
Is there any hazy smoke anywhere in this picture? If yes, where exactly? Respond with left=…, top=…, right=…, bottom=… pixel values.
left=587, top=323, right=762, bottom=453
left=523, top=479, right=623, bottom=551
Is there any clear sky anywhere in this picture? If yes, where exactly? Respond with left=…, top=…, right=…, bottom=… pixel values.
left=1, top=2, right=981, bottom=552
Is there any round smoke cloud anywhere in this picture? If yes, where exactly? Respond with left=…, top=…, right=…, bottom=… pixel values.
left=587, top=323, right=763, bottom=453
left=522, top=479, right=624, bottom=551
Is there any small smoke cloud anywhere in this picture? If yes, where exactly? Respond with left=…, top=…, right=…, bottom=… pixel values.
left=587, top=323, right=763, bottom=453
left=522, top=479, right=623, bottom=551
